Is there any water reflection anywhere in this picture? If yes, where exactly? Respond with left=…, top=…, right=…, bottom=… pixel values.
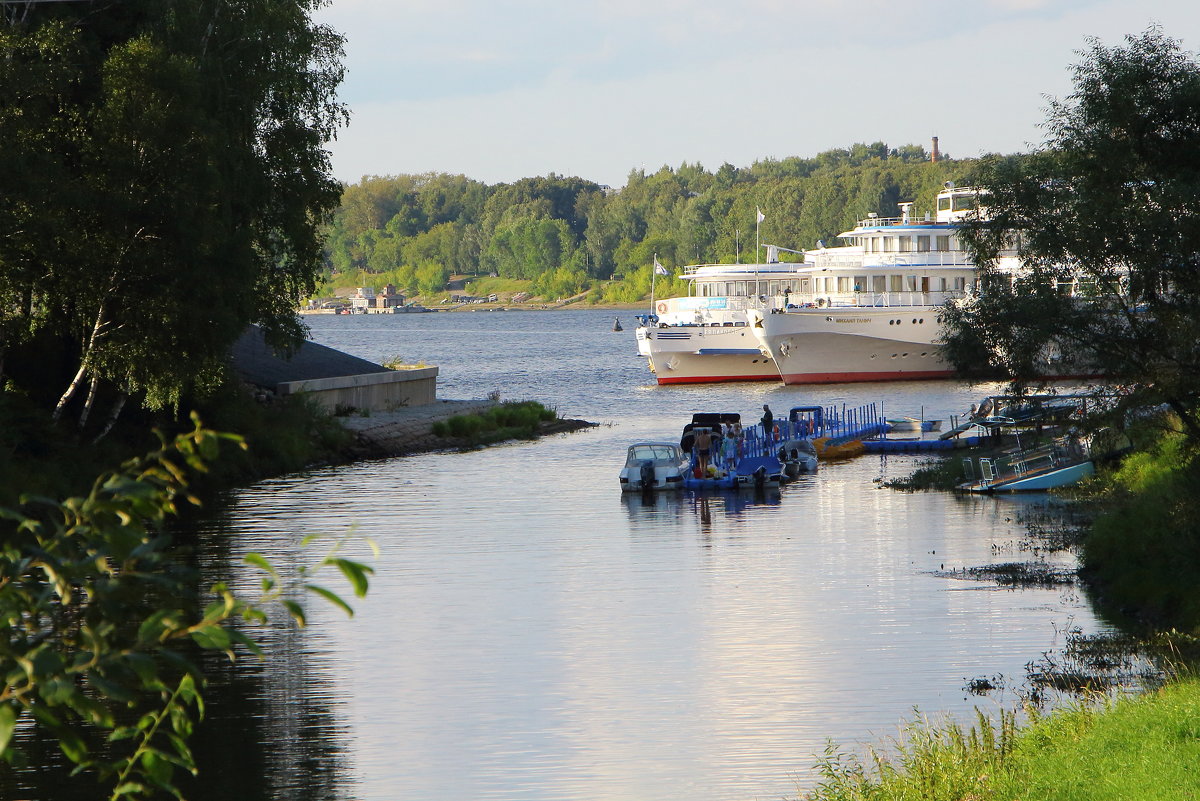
left=9, top=311, right=1116, bottom=801
left=0, top=509, right=353, bottom=801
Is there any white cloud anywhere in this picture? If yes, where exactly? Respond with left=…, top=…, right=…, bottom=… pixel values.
left=316, top=0, right=1200, bottom=187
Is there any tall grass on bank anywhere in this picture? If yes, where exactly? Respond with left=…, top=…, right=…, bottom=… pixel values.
left=431, top=400, right=557, bottom=444
left=806, top=709, right=1018, bottom=801
left=801, top=679, right=1200, bottom=800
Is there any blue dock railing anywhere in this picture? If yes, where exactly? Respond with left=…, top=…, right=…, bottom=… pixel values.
left=683, top=401, right=888, bottom=486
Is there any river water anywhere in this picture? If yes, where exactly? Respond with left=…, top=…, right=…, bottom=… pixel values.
left=11, top=308, right=1111, bottom=801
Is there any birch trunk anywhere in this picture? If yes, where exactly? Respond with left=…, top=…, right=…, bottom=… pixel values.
left=92, top=393, right=127, bottom=444
left=79, top=373, right=100, bottom=430
left=53, top=302, right=106, bottom=423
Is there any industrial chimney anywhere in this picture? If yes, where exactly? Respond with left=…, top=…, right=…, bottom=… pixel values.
left=931, top=136, right=940, bottom=163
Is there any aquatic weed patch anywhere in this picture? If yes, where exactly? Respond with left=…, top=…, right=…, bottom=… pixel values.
left=937, top=562, right=1077, bottom=588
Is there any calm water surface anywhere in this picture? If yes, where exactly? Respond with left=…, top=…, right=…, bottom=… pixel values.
left=196, top=309, right=1106, bottom=801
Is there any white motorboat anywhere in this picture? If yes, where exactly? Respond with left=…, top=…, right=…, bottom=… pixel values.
left=635, top=253, right=806, bottom=384
left=618, top=441, right=690, bottom=492
left=748, top=186, right=1020, bottom=384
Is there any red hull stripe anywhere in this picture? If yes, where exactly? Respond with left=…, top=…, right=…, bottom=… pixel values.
left=657, top=373, right=780, bottom=385
left=780, top=369, right=955, bottom=385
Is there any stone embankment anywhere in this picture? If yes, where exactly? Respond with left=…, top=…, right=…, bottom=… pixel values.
left=335, top=399, right=595, bottom=459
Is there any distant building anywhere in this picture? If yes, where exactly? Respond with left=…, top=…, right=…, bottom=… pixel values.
left=375, top=283, right=405, bottom=309
left=349, top=286, right=376, bottom=311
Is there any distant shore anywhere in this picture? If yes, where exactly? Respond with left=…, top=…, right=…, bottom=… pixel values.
left=300, top=300, right=653, bottom=315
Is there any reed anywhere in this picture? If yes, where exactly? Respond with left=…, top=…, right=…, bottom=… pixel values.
left=431, top=400, right=557, bottom=444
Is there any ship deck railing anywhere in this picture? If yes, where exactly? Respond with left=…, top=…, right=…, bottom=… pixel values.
left=781, top=290, right=966, bottom=309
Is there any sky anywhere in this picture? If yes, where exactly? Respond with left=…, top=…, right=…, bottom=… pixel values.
left=312, top=0, right=1200, bottom=189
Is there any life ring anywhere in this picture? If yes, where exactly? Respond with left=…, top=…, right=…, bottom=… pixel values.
left=657, top=302, right=667, bottom=314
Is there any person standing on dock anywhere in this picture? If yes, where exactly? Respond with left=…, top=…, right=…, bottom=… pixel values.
left=694, top=426, right=713, bottom=476
left=761, top=405, right=774, bottom=443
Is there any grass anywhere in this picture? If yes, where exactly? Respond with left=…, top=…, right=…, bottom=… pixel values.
left=801, top=679, right=1200, bottom=800
left=431, top=400, right=557, bottom=444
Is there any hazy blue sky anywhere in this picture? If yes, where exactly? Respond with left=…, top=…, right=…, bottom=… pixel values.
left=313, top=1, right=1200, bottom=188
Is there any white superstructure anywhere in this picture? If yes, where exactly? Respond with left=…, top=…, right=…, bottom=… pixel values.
left=635, top=254, right=807, bottom=384
left=748, top=186, right=1013, bottom=384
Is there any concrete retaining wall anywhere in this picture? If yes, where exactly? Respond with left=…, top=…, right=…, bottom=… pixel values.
left=276, top=366, right=438, bottom=413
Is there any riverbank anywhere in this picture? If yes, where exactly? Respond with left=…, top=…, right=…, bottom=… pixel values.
left=802, top=675, right=1200, bottom=800
left=332, top=398, right=596, bottom=459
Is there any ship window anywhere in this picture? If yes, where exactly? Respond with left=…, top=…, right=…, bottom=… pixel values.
left=936, top=235, right=951, bottom=251
left=952, top=194, right=976, bottom=212
left=837, top=276, right=850, bottom=292
left=916, top=235, right=930, bottom=252
left=854, top=275, right=867, bottom=292
left=735, top=281, right=747, bottom=295
left=889, top=275, right=903, bottom=292
left=883, top=236, right=896, bottom=252
left=904, top=275, right=918, bottom=292
left=953, top=277, right=966, bottom=291
left=872, top=275, right=887, bottom=293
left=898, top=236, right=912, bottom=253
left=937, top=197, right=951, bottom=212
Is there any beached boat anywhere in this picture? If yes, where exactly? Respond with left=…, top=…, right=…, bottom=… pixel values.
left=618, top=442, right=690, bottom=492
left=748, top=186, right=1024, bottom=384
left=635, top=253, right=806, bottom=384
left=957, top=440, right=1094, bottom=493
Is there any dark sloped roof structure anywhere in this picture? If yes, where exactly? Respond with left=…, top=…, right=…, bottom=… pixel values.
left=231, top=325, right=389, bottom=390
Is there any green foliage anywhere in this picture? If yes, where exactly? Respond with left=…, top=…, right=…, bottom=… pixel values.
left=996, top=680, right=1200, bottom=800
left=0, top=417, right=370, bottom=799
left=432, top=401, right=557, bottom=444
left=1081, top=426, right=1200, bottom=631
left=321, top=145, right=966, bottom=303
left=802, top=680, right=1200, bottom=800
left=805, top=708, right=1018, bottom=800
left=1, top=0, right=346, bottom=425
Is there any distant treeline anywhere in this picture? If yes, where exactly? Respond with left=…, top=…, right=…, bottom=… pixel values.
left=324, top=142, right=979, bottom=302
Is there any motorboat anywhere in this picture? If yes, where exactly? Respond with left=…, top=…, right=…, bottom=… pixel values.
left=618, top=442, right=689, bottom=492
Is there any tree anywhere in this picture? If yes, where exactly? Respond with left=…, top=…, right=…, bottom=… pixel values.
left=1, top=0, right=347, bottom=427
left=944, top=27, right=1200, bottom=443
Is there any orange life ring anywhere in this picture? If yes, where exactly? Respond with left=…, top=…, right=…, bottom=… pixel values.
left=657, top=302, right=667, bottom=314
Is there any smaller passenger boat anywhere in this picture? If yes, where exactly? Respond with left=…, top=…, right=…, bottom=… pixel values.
left=618, top=442, right=689, bottom=492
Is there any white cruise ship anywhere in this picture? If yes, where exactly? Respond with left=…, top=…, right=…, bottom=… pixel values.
left=747, top=186, right=1009, bottom=384
left=635, top=254, right=807, bottom=384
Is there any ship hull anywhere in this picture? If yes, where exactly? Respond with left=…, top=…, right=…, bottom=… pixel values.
left=637, top=325, right=779, bottom=384
left=752, top=307, right=954, bottom=385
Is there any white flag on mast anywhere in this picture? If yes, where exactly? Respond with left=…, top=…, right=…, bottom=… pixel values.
left=653, top=256, right=668, bottom=276
left=756, top=206, right=766, bottom=223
